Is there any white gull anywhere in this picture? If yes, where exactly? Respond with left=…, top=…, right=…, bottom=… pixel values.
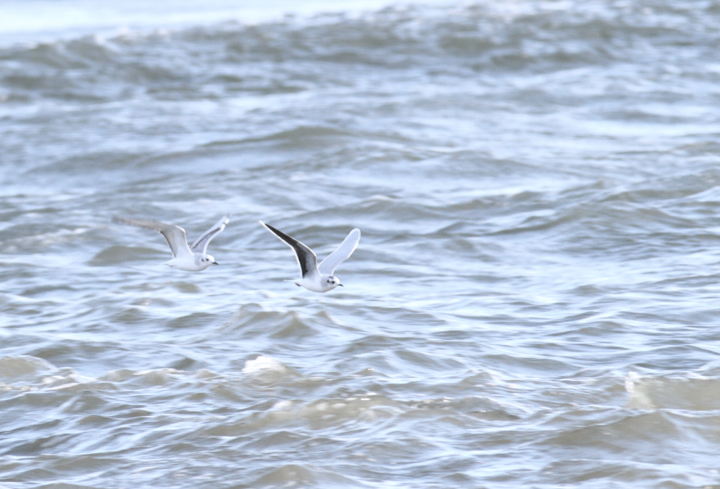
left=114, top=215, right=229, bottom=271
left=260, top=221, right=360, bottom=292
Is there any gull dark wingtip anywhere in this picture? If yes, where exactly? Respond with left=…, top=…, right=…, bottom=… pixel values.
left=262, top=221, right=280, bottom=234
left=261, top=222, right=296, bottom=245
left=260, top=221, right=316, bottom=279
left=264, top=223, right=297, bottom=245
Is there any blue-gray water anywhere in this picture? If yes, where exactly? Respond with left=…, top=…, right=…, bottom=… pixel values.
left=2, top=1, right=720, bottom=487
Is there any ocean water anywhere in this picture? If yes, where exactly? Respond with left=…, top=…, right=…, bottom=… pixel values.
left=2, top=0, right=720, bottom=487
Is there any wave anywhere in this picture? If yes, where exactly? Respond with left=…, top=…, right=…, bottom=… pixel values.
left=2, top=1, right=718, bottom=104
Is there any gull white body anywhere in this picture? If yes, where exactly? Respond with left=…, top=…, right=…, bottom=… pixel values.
left=260, top=221, right=360, bottom=293
left=165, top=254, right=215, bottom=272
left=115, top=215, right=229, bottom=272
left=295, top=271, right=339, bottom=293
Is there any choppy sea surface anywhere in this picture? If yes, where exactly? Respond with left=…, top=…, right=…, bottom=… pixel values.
left=2, top=0, right=720, bottom=487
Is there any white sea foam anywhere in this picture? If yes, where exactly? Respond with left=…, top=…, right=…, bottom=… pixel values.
left=242, top=355, right=287, bottom=375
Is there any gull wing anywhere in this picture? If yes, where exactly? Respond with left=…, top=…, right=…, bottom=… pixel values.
left=191, top=214, right=230, bottom=254
left=318, top=228, right=361, bottom=276
left=114, top=217, right=192, bottom=258
left=260, top=221, right=318, bottom=278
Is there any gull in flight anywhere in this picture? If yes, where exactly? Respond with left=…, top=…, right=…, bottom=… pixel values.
left=114, top=215, right=229, bottom=271
left=259, top=221, right=360, bottom=292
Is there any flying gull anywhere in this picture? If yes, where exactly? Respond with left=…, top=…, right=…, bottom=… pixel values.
left=114, top=214, right=229, bottom=271
left=259, top=221, right=360, bottom=292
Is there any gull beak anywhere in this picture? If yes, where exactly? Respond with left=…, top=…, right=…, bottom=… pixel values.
left=338, top=284, right=344, bottom=287
left=213, top=261, right=219, bottom=265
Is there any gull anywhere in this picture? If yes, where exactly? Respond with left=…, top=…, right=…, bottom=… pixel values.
left=114, top=215, right=229, bottom=271
left=259, top=221, right=360, bottom=292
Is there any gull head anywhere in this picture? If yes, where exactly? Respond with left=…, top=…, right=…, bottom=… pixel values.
left=325, top=275, right=343, bottom=290
left=197, top=253, right=219, bottom=269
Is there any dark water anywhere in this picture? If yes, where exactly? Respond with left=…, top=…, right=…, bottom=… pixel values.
left=2, top=1, right=720, bottom=487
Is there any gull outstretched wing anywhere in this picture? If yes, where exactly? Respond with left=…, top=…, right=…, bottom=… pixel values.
left=260, top=221, right=318, bottom=278
left=191, top=214, right=230, bottom=254
left=318, top=228, right=360, bottom=276
left=114, top=217, right=192, bottom=258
